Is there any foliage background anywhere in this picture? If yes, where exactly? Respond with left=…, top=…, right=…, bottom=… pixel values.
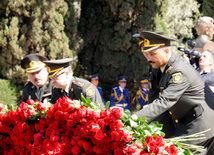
left=0, top=0, right=213, bottom=112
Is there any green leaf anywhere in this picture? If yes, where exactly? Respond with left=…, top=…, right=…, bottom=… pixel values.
left=183, top=150, right=194, bottom=155
left=120, top=109, right=131, bottom=124
left=105, top=101, right=110, bottom=109
left=81, top=94, right=88, bottom=104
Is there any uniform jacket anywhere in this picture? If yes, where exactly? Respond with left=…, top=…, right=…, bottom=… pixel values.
left=50, top=76, right=105, bottom=109
left=110, top=87, right=131, bottom=111
left=21, top=79, right=53, bottom=103
left=136, top=89, right=148, bottom=109
left=97, top=86, right=106, bottom=104
left=97, top=87, right=103, bottom=98
left=135, top=53, right=214, bottom=144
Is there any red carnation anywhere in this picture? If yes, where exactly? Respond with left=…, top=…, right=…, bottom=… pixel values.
left=155, top=136, right=165, bottom=146
left=111, top=107, right=123, bottom=118
left=95, top=129, right=106, bottom=140
left=50, top=135, right=60, bottom=142
left=82, top=141, right=92, bottom=150
left=71, top=145, right=81, bottom=154
left=37, top=102, right=46, bottom=111
left=165, top=144, right=178, bottom=155
left=92, top=146, right=103, bottom=153
left=26, top=99, right=34, bottom=105
left=66, top=119, right=76, bottom=128
left=34, top=133, right=43, bottom=142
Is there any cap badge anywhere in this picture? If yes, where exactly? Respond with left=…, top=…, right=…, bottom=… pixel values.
left=26, top=60, right=37, bottom=72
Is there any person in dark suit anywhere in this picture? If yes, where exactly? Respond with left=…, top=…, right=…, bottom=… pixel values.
left=133, top=31, right=214, bottom=154
left=89, top=74, right=105, bottom=104
left=198, top=42, right=214, bottom=91
left=20, top=54, right=54, bottom=103
left=43, top=58, right=105, bottom=109
left=110, top=76, right=131, bottom=111
left=136, top=77, right=149, bottom=109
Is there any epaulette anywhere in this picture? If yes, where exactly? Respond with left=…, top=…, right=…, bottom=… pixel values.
left=113, top=87, right=117, bottom=90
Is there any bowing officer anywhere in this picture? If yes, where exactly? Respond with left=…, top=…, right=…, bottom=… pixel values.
left=110, top=76, right=131, bottom=111
left=132, top=31, right=214, bottom=153
left=136, top=77, right=149, bottom=109
left=20, top=54, right=54, bottom=103
left=43, top=58, right=105, bottom=109
left=89, top=74, right=105, bottom=103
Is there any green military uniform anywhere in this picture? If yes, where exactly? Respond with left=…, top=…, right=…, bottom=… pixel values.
left=43, top=58, right=105, bottom=109
left=21, top=79, right=53, bottom=103
left=133, top=31, right=214, bottom=146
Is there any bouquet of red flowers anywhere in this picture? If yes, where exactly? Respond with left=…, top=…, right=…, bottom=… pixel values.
left=0, top=96, right=203, bottom=154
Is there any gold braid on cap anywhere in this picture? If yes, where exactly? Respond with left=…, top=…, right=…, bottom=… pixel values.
left=138, top=40, right=144, bottom=47
left=47, top=66, right=64, bottom=78
left=91, top=76, right=99, bottom=81
left=143, top=39, right=165, bottom=47
left=141, top=79, right=149, bottom=83
left=119, top=78, right=126, bottom=82
left=26, top=60, right=43, bottom=72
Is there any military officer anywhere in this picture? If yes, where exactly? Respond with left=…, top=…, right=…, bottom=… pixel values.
left=20, top=54, right=54, bottom=103
left=132, top=31, right=214, bottom=154
left=110, top=76, right=131, bottom=111
left=136, top=77, right=149, bottom=109
left=89, top=74, right=105, bottom=103
left=43, top=58, right=105, bottom=109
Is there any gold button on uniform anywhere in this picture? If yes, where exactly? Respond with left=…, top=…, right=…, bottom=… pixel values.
left=169, top=111, right=172, bottom=115
left=175, top=119, right=178, bottom=123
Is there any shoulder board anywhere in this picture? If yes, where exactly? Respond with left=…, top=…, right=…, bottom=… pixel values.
left=113, top=87, right=118, bottom=90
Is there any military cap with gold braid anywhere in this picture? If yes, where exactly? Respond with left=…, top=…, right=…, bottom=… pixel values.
left=89, top=74, right=99, bottom=81
left=141, top=77, right=149, bottom=84
left=21, top=54, right=48, bottom=73
left=133, top=31, right=176, bottom=52
left=43, top=58, right=74, bottom=78
left=118, top=76, right=127, bottom=83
